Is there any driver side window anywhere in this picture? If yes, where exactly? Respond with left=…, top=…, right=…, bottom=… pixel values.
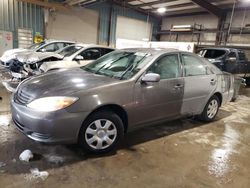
left=147, top=54, right=180, bottom=80
left=79, top=48, right=101, bottom=60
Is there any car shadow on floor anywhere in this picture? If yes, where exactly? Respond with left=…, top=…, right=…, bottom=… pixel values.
left=0, top=109, right=232, bottom=175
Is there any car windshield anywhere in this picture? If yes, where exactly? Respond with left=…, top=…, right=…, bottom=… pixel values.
left=82, top=51, right=152, bottom=80
left=28, top=42, right=45, bottom=50
left=58, top=45, right=83, bottom=57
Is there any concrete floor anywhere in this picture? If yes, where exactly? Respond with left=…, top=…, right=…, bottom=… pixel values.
left=0, top=69, right=250, bottom=188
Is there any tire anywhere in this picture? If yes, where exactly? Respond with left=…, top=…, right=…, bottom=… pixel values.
left=78, top=111, right=124, bottom=154
left=199, top=95, right=220, bottom=122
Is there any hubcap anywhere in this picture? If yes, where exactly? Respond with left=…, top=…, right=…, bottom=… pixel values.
left=85, top=119, right=117, bottom=150
left=207, top=99, right=218, bottom=119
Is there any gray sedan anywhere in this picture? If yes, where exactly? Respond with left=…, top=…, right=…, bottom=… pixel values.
left=11, top=48, right=234, bottom=153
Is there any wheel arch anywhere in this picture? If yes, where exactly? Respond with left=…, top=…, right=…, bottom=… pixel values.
left=213, top=92, right=223, bottom=106
left=82, top=104, right=129, bottom=133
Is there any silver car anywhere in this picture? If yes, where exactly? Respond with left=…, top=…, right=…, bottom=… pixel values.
left=11, top=48, right=234, bottom=154
left=0, top=40, right=74, bottom=67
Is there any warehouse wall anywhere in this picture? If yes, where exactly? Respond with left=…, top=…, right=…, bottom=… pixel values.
left=0, top=0, right=44, bottom=48
left=161, top=14, right=218, bottom=45
left=161, top=10, right=250, bottom=46
left=45, top=8, right=99, bottom=43
left=88, top=2, right=160, bottom=47
left=226, top=9, right=250, bottom=45
left=116, top=16, right=152, bottom=41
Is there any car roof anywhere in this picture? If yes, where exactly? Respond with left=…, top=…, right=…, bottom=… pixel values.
left=71, top=43, right=114, bottom=49
left=119, top=48, right=185, bottom=55
left=44, top=39, right=75, bottom=44
left=200, top=47, right=242, bottom=51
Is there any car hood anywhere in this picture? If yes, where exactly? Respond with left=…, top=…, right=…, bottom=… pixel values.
left=17, top=68, right=120, bottom=100
left=16, top=52, right=63, bottom=64
left=0, top=48, right=28, bottom=62
left=39, top=60, right=79, bottom=72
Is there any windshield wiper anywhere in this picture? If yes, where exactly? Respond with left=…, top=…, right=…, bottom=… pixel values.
left=94, top=53, right=133, bottom=75
left=118, top=54, right=148, bottom=80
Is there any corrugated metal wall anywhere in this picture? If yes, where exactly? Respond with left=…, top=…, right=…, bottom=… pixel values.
left=0, top=0, right=44, bottom=48
left=88, top=2, right=160, bottom=46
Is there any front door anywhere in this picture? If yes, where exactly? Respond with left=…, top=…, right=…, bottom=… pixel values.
left=132, top=53, right=184, bottom=126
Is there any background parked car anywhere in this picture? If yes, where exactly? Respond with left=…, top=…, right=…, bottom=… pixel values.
left=39, top=44, right=114, bottom=73
left=0, top=40, right=74, bottom=67
left=3, top=44, right=114, bottom=92
left=197, top=47, right=250, bottom=74
left=11, top=48, right=234, bottom=154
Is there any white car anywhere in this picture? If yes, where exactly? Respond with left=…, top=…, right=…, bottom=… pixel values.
left=0, top=40, right=74, bottom=67
left=39, top=44, right=114, bottom=73
left=2, top=44, right=114, bottom=92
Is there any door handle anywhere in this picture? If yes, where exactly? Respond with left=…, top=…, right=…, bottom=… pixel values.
left=174, top=84, right=184, bottom=89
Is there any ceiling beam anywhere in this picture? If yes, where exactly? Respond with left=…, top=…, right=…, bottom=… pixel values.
left=111, top=0, right=160, bottom=19
left=133, top=0, right=180, bottom=8
left=17, top=0, right=68, bottom=10
left=190, top=0, right=222, bottom=17
left=150, top=2, right=196, bottom=11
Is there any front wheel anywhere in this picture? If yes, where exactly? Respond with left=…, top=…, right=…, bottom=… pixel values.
left=78, top=111, right=124, bottom=154
left=199, top=95, right=220, bottom=122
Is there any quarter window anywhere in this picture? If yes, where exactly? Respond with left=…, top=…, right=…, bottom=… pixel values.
left=147, top=54, right=180, bottom=79
left=182, top=54, right=207, bottom=76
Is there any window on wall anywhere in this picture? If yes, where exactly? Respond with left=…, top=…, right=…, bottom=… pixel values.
left=18, top=28, right=33, bottom=49
left=147, top=54, right=180, bottom=79
left=182, top=54, right=207, bottom=76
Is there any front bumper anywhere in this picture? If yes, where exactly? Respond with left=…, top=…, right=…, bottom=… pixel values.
left=11, top=97, right=89, bottom=144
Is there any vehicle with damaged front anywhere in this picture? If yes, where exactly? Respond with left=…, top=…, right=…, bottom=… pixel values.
left=11, top=48, right=235, bottom=154
left=4, top=44, right=114, bottom=92
left=0, top=40, right=74, bottom=67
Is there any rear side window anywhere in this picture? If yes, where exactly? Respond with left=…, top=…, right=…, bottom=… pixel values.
left=101, top=48, right=114, bottom=56
left=80, top=48, right=101, bottom=60
left=182, top=54, right=207, bottom=76
left=202, top=49, right=226, bottom=59
left=228, top=52, right=237, bottom=58
left=238, top=51, right=246, bottom=61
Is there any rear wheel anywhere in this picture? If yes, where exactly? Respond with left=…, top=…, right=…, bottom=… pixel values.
left=78, top=111, right=124, bottom=154
left=199, top=95, right=220, bottom=122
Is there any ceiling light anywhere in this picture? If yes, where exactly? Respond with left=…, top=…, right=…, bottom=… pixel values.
left=157, top=7, right=167, bottom=14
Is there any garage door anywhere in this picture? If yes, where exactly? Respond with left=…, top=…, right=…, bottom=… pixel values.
left=116, top=16, right=152, bottom=41
left=46, top=8, right=99, bottom=43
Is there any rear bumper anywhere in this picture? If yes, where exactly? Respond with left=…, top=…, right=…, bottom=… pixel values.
left=11, top=97, right=90, bottom=144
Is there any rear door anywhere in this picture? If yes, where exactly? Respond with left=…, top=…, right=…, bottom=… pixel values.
left=180, top=53, right=217, bottom=115
left=132, top=53, right=184, bottom=126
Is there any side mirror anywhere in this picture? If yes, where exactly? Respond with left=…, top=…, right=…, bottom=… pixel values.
left=141, top=73, right=160, bottom=83
left=39, top=48, right=46, bottom=52
left=227, top=57, right=237, bottom=63
left=75, top=55, right=84, bottom=61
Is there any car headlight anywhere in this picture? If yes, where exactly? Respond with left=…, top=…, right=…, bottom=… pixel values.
left=27, top=96, right=78, bottom=112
